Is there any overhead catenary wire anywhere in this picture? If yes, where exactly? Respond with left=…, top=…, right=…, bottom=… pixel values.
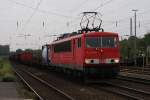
left=90, top=0, right=150, bottom=30
left=8, top=0, right=150, bottom=32
left=92, top=0, right=150, bottom=23
left=5, top=0, right=150, bottom=42
left=107, top=8, right=150, bottom=24
left=7, top=0, right=74, bottom=18
left=69, top=0, right=90, bottom=13
left=6, top=0, right=150, bottom=27
left=91, top=0, right=116, bottom=11
left=66, top=0, right=120, bottom=30
left=100, top=8, right=150, bottom=30
left=23, top=0, right=43, bottom=31
left=62, top=0, right=116, bottom=28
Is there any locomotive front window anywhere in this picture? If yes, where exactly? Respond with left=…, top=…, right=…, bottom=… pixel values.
left=86, top=37, right=117, bottom=48
left=86, top=37, right=99, bottom=48
left=102, top=37, right=117, bottom=48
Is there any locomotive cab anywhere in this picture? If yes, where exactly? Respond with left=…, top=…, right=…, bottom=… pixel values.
left=83, top=32, right=120, bottom=77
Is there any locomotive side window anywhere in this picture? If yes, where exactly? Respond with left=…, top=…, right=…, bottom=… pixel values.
left=77, top=38, right=81, bottom=48
left=54, top=40, right=71, bottom=52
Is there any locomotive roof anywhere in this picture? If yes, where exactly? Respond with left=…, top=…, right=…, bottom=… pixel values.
left=86, top=32, right=118, bottom=36
left=51, top=32, right=118, bottom=45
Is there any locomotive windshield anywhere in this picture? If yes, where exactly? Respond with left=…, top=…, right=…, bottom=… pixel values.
left=86, top=37, right=99, bottom=48
left=86, top=37, right=117, bottom=48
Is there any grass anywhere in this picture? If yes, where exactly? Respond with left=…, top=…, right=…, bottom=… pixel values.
left=0, top=57, right=15, bottom=82
left=16, top=79, right=37, bottom=100
left=0, top=57, right=36, bottom=99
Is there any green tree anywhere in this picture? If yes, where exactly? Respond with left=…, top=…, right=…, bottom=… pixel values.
left=16, top=49, right=23, bottom=53
left=120, top=32, right=150, bottom=60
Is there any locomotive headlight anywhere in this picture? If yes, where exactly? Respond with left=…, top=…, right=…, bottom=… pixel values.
left=85, top=59, right=99, bottom=64
left=114, top=59, right=119, bottom=63
left=85, top=59, right=90, bottom=64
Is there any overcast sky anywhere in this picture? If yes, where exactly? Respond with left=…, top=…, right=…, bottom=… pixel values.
left=0, top=0, right=150, bottom=51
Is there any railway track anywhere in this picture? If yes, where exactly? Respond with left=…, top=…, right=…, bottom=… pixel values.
left=117, top=75, right=150, bottom=85
left=104, top=81, right=149, bottom=99
left=11, top=63, right=128, bottom=100
left=12, top=62, right=150, bottom=100
left=121, top=70, right=150, bottom=75
left=13, top=66, right=75, bottom=100
left=92, top=80, right=150, bottom=100
left=13, top=68, right=44, bottom=100
left=93, top=86, right=143, bottom=100
left=120, top=66, right=150, bottom=75
left=89, top=75, right=150, bottom=100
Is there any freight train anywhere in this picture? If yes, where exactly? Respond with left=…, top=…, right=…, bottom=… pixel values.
left=10, top=31, right=120, bottom=79
left=10, top=12, right=120, bottom=79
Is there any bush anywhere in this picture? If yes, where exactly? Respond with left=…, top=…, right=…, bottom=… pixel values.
left=0, top=63, right=13, bottom=75
left=2, top=73, right=15, bottom=82
left=0, top=58, right=4, bottom=69
left=0, top=58, right=15, bottom=82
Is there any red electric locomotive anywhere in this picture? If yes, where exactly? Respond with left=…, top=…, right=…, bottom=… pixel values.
left=48, top=31, right=120, bottom=78
left=47, top=12, right=120, bottom=78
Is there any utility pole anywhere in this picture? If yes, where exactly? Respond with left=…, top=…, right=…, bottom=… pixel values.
left=132, top=9, right=138, bottom=66
left=130, top=18, right=133, bottom=36
left=132, top=9, right=138, bottom=37
left=129, top=18, right=132, bottom=61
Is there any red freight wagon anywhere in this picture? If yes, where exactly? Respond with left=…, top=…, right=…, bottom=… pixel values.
left=19, top=52, right=33, bottom=64
left=48, top=31, right=120, bottom=78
